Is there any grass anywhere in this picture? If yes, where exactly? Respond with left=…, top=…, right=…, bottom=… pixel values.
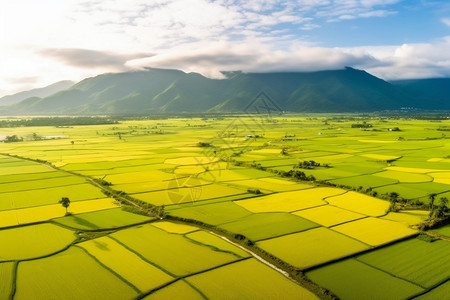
left=0, top=183, right=106, bottom=210
left=0, top=176, right=86, bottom=193
left=328, top=174, right=398, bottom=189
left=374, top=170, right=432, bottom=183
left=414, top=280, right=450, bottom=300
left=105, top=170, right=176, bottom=185
left=0, top=170, right=68, bottom=184
left=226, top=177, right=310, bottom=192
left=432, top=224, right=450, bottom=237
left=66, top=198, right=120, bottom=214
left=306, top=259, right=424, bottom=300
left=53, top=208, right=152, bottom=230
left=78, top=236, right=174, bottom=292
left=152, top=221, right=199, bottom=234
left=257, top=227, right=369, bottom=269
left=168, top=201, right=252, bottom=225
left=143, top=280, right=204, bottom=300
left=111, top=224, right=243, bottom=276
left=294, top=205, right=365, bottom=227
left=332, top=217, right=417, bottom=246
left=133, top=183, right=246, bottom=206
left=186, top=259, right=319, bottom=299
left=0, top=262, right=14, bottom=299
left=220, top=212, right=319, bottom=241
left=14, top=247, right=138, bottom=300
left=0, top=164, right=54, bottom=175
left=374, top=182, right=450, bottom=200
left=185, top=231, right=250, bottom=258
left=2, top=117, right=450, bottom=298
left=326, top=191, right=390, bottom=217
left=197, top=168, right=271, bottom=182
left=357, top=238, right=450, bottom=288
left=381, top=210, right=429, bottom=226
left=0, top=223, right=76, bottom=261
left=234, top=187, right=345, bottom=213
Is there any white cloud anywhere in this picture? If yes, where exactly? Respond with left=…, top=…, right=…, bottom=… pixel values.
left=0, top=0, right=448, bottom=97
left=442, top=18, right=450, bottom=27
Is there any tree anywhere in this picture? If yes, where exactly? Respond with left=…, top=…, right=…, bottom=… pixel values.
left=429, top=193, right=437, bottom=210
left=389, top=192, right=399, bottom=203
left=4, top=135, right=22, bottom=143
left=59, top=197, right=71, bottom=215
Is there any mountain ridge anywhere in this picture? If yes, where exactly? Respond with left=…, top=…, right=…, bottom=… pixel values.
left=0, top=80, right=74, bottom=107
left=0, top=68, right=448, bottom=115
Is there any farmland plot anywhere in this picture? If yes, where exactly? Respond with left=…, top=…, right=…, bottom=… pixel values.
left=326, top=191, right=390, bottom=216
left=257, top=227, right=369, bottom=269
left=306, top=259, right=424, bottom=300
left=15, top=247, right=138, bottom=300
left=53, top=208, right=152, bottom=230
left=0, top=262, right=14, bottom=299
left=332, top=217, right=417, bottom=246
left=111, top=224, right=244, bottom=276
left=294, top=205, right=365, bottom=227
left=357, top=238, right=450, bottom=288
left=186, top=259, right=319, bottom=299
left=78, top=237, right=174, bottom=292
left=235, top=187, right=345, bottom=213
left=143, top=280, right=204, bottom=300
left=0, top=223, right=75, bottom=261
left=220, top=212, right=319, bottom=241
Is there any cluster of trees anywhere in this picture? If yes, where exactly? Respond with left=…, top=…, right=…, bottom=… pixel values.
left=0, top=117, right=118, bottom=128
left=351, top=123, right=373, bottom=128
left=273, top=169, right=316, bottom=181
left=293, top=160, right=329, bottom=169
left=3, top=135, right=23, bottom=143
left=428, top=194, right=449, bottom=219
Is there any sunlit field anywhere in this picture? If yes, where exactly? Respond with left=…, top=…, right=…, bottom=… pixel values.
left=1, top=115, right=449, bottom=299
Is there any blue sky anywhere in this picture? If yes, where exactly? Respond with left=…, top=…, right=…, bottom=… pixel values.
left=1, top=0, right=450, bottom=97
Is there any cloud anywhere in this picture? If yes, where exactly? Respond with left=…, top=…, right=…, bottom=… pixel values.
left=126, top=40, right=380, bottom=78
left=357, top=37, right=450, bottom=79
left=442, top=18, right=450, bottom=27
left=0, top=0, right=448, bottom=97
left=36, top=48, right=153, bottom=70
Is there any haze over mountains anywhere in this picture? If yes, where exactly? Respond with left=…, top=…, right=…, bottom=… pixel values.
left=0, top=68, right=449, bottom=115
left=0, top=81, right=74, bottom=107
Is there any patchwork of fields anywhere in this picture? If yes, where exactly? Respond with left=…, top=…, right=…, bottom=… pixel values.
left=1, top=116, right=449, bottom=299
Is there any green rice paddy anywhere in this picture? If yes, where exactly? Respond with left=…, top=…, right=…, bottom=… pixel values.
left=1, top=115, right=449, bottom=299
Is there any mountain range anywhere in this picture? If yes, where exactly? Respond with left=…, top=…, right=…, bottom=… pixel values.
left=0, top=81, right=74, bottom=107
left=0, top=67, right=449, bottom=115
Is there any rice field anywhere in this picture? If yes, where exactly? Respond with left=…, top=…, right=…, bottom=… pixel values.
left=234, top=187, right=345, bottom=213
left=0, top=262, right=14, bottom=299
left=220, top=212, right=319, bottom=241
left=357, top=238, right=450, bottom=288
left=14, top=247, right=139, bottom=300
left=78, top=237, right=174, bottom=292
left=143, top=280, right=204, bottom=300
left=2, top=117, right=450, bottom=299
left=294, top=205, right=365, bottom=227
left=185, top=259, right=319, bottom=299
left=0, top=223, right=76, bottom=261
left=414, top=280, right=450, bottom=300
left=326, top=191, right=390, bottom=217
left=332, top=217, right=417, bottom=246
left=306, top=259, right=424, bottom=300
left=0, top=183, right=106, bottom=210
left=53, top=208, right=152, bottom=230
left=168, top=201, right=253, bottom=225
left=257, top=227, right=369, bottom=269
left=111, top=224, right=244, bottom=276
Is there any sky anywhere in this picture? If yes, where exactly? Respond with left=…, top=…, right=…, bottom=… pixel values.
left=1, top=0, right=450, bottom=97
